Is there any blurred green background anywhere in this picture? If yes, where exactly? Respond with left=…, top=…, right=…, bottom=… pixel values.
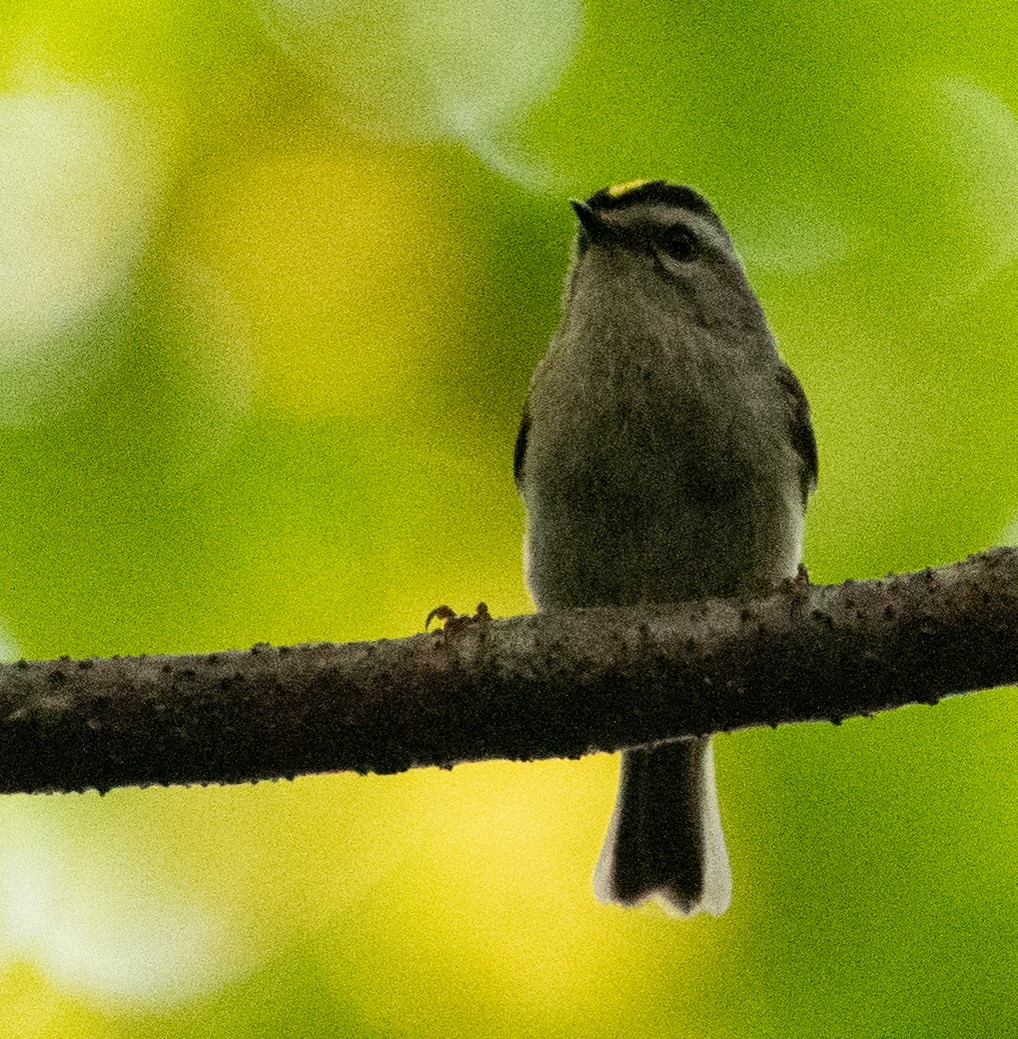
left=2, top=0, right=1018, bottom=1035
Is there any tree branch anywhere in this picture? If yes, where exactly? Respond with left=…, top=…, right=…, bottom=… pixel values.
left=2, top=547, right=1017, bottom=796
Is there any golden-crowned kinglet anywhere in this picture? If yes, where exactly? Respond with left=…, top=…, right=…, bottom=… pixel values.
left=514, top=180, right=818, bottom=916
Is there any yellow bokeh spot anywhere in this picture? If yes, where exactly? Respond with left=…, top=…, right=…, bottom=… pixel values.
left=333, top=755, right=716, bottom=1034
left=190, top=146, right=464, bottom=416
left=0, top=962, right=60, bottom=1037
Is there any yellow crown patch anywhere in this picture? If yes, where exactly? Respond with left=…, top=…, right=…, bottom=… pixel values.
left=605, top=179, right=650, bottom=198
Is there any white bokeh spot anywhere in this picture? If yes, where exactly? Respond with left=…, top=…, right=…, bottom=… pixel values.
left=0, top=802, right=255, bottom=1007
left=257, top=0, right=581, bottom=182
left=0, top=81, right=163, bottom=422
left=934, top=78, right=1018, bottom=280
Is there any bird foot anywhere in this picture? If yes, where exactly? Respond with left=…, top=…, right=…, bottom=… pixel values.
left=425, top=602, right=492, bottom=638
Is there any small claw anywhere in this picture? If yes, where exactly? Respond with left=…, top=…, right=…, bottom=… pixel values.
left=425, top=604, right=457, bottom=631
left=425, top=602, right=493, bottom=637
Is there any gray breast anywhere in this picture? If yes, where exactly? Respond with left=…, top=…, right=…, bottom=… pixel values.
left=521, top=338, right=803, bottom=609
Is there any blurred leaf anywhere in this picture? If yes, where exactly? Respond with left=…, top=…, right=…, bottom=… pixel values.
left=2, top=0, right=1018, bottom=1036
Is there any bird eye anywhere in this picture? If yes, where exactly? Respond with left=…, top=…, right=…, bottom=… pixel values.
left=662, top=227, right=698, bottom=262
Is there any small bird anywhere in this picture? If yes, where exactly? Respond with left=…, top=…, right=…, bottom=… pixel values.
left=514, top=180, right=817, bottom=916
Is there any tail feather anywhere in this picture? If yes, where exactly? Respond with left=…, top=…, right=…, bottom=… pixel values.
left=594, top=737, right=731, bottom=916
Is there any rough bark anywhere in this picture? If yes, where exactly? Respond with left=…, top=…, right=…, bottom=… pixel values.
left=1, top=548, right=1016, bottom=795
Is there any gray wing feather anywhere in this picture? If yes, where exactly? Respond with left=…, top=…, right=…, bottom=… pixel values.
left=775, top=365, right=818, bottom=507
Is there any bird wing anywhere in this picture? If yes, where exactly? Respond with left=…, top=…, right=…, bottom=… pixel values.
left=513, top=403, right=531, bottom=489
left=775, top=364, right=818, bottom=508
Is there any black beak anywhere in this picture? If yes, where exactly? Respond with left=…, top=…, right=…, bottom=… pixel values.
left=570, top=199, right=609, bottom=246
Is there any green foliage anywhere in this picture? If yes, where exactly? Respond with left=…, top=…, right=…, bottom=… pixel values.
left=1, top=1, right=1017, bottom=1035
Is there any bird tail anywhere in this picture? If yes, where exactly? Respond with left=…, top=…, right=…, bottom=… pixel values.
left=593, top=737, right=732, bottom=916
